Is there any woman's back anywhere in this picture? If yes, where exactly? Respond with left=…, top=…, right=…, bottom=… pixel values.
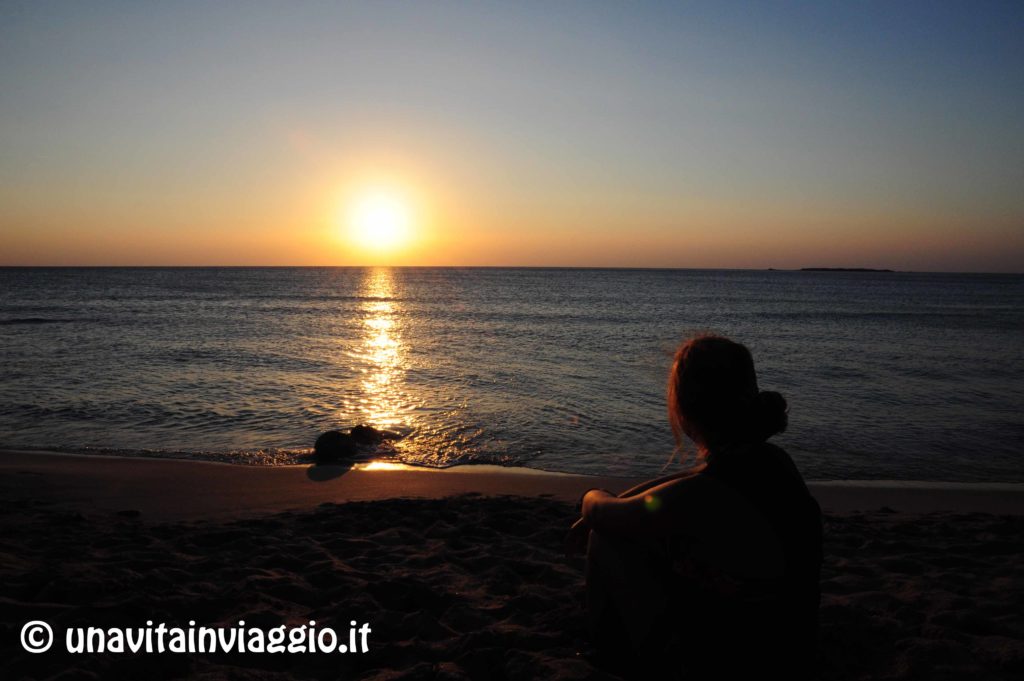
left=673, top=442, right=822, bottom=678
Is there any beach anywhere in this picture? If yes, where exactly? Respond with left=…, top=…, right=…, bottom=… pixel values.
left=1, top=450, right=1022, bottom=680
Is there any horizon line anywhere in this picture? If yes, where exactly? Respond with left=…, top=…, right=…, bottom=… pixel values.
left=1, top=264, right=1022, bottom=275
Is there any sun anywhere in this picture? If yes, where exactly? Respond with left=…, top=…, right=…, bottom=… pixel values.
left=347, top=190, right=412, bottom=251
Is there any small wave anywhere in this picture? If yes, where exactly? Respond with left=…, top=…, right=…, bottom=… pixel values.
left=10, top=445, right=318, bottom=466
left=7, top=440, right=540, bottom=471
left=0, top=317, right=76, bottom=325
left=9, top=443, right=405, bottom=467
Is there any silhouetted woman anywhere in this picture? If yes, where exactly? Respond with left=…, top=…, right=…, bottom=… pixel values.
left=567, top=335, right=822, bottom=679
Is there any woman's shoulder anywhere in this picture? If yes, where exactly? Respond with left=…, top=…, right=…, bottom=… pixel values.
left=706, top=441, right=807, bottom=486
left=703, top=442, right=821, bottom=532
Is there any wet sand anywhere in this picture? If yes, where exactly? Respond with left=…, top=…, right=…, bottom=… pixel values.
left=1, top=450, right=1022, bottom=679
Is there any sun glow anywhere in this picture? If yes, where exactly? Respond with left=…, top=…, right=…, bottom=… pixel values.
left=346, top=190, right=413, bottom=251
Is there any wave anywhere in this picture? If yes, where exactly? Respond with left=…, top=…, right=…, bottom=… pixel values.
left=4, top=443, right=534, bottom=470
left=0, top=317, right=77, bottom=325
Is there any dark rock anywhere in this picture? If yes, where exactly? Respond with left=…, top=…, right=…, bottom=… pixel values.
left=313, top=430, right=357, bottom=463
left=350, top=424, right=385, bottom=445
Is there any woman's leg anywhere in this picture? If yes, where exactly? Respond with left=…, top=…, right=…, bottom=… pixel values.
left=585, top=530, right=677, bottom=675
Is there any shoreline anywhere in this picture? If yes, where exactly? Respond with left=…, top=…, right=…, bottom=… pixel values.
left=3, top=448, right=1022, bottom=520
left=10, top=445, right=1024, bottom=488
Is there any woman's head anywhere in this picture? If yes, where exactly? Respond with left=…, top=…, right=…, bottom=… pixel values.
left=667, top=334, right=787, bottom=456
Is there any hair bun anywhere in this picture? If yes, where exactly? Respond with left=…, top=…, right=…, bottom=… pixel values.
left=756, top=390, right=788, bottom=439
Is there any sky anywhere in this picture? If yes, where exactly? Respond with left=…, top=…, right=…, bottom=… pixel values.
left=1, top=1, right=1022, bottom=271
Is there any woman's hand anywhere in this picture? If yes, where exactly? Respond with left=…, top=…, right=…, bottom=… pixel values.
left=564, top=488, right=616, bottom=556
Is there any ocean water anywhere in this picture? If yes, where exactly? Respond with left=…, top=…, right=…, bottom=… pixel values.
left=0, top=267, right=1021, bottom=482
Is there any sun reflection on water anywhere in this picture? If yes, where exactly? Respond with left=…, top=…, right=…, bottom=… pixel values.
left=352, top=268, right=405, bottom=431
left=355, top=460, right=415, bottom=472
left=334, top=268, right=485, bottom=467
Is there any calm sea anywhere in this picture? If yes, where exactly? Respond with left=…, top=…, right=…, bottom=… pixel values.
left=0, top=267, right=1021, bottom=482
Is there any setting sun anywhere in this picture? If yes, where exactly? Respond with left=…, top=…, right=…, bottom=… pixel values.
left=347, top=190, right=412, bottom=252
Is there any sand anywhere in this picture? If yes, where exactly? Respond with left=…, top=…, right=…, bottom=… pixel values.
left=1, top=450, right=1022, bottom=680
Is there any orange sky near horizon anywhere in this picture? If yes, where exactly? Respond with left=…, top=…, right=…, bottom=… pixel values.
left=6, top=216, right=1019, bottom=272
left=3, top=149, right=1019, bottom=272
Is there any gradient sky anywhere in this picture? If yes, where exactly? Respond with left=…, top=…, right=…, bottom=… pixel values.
left=1, top=1, right=1022, bottom=271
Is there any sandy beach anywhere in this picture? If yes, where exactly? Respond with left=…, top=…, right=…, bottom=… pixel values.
left=1, top=450, right=1022, bottom=680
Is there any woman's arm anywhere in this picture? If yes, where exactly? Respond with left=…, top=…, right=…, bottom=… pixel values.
left=616, top=465, right=705, bottom=499
left=565, top=471, right=705, bottom=555
left=581, top=474, right=712, bottom=537
left=580, top=473, right=786, bottom=578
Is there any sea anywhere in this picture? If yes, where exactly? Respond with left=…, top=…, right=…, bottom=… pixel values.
left=1, top=267, right=1021, bottom=482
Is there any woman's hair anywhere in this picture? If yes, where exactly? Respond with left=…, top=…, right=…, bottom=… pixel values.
left=667, top=334, right=787, bottom=460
